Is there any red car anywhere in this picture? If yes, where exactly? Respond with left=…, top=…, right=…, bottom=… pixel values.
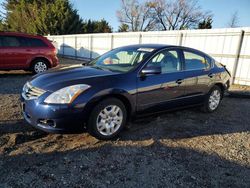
left=0, top=32, right=59, bottom=74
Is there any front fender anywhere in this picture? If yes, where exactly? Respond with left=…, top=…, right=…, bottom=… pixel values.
left=74, top=88, right=136, bottom=121
left=88, top=88, right=136, bottom=112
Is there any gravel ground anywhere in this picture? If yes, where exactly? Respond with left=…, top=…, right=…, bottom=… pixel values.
left=0, top=58, right=249, bottom=188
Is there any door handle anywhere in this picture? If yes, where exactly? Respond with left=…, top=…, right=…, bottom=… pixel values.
left=176, top=79, right=183, bottom=85
left=208, top=73, right=215, bottom=78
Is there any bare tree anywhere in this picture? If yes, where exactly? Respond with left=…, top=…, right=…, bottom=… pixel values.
left=228, top=11, right=240, bottom=28
left=116, top=0, right=156, bottom=31
left=147, top=0, right=212, bottom=30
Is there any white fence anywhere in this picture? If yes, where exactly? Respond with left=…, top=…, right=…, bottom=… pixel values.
left=47, top=27, right=250, bottom=86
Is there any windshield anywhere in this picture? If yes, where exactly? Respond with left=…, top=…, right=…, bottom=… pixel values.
left=88, top=47, right=155, bottom=73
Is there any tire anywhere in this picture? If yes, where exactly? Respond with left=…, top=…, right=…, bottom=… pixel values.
left=202, top=85, right=222, bottom=113
left=31, top=59, right=49, bottom=74
left=87, top=98, right=127, bottom=140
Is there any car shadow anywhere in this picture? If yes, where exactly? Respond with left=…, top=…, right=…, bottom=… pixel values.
left=1, top=98, right=249, bottom=146
left=0, top=72, right=31, bottom=94
left=0, top=141, right=249, bottom=187
left=0, top=120, right=34, bottom=135
left=0, top=99, right=249, bottom=186
left=1, top=97, right=249, bottom=137
left=120, top=99, right=250, bottom=141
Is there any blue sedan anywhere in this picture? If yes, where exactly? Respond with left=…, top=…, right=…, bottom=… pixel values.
left=21, top=44, right=231, bottom=140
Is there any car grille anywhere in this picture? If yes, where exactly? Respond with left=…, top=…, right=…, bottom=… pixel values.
left=22, top=82, right=46, bottom=100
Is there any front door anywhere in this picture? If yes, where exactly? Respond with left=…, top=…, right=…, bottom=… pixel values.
left=136, top=49, right=186, bottom=114
left=2, top=36, right=29, bottom=69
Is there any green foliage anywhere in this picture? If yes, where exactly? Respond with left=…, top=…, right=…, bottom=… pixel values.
left=1, top=0, right=84, bottom=35
left=118, top=24, right=129, bottom=32
left=198, top=17, right=213, bottom=29
left=0, top=19, right=3, bottom=31
left=83, top=19, right=112, bottom=33
left=1, top=0, right=112, bottom=34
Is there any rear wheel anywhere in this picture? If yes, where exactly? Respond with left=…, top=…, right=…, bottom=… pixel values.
left=87, top=98, right=127, bottom=140
left=202, top=85, right=222, bottom=112
left=31, top=59, right=48, bottom=74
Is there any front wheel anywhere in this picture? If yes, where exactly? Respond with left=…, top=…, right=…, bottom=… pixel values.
left=87, top=98, right=127, bottom=140
left=202, top=85, right=222, bottom=112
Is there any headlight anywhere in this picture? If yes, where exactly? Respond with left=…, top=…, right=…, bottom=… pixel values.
left=44, top=84, right=90, bottom=104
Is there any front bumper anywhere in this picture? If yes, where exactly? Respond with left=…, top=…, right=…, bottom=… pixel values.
left=21, top=96, right=86, bottom=133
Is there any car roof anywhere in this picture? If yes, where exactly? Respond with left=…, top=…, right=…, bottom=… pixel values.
left=120, top=44, right=173, bottom=49
left=0, top=31, right=44, bottom=38
left=121, top=44, right=211, bottom=58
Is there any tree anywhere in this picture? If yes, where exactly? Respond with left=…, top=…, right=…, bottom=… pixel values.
left=95, top=19, right=112, bottom=33
left=0, top=18, right=4, bottom=31
left=146, top=0, right=212, bottom=30
left=116, top=0, right=156, bottom=31
left=228, top=11, right=239, bottom=28
left=1, top=0, right=84, bottom=35
left=198, top=17, right=213, bottom=29
left=118, top=23, right=129, bottom=32
left=82, top=19, right=112, bottom=33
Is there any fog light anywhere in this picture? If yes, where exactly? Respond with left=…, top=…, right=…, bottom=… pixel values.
left=38, top=119, right=56, bottom=128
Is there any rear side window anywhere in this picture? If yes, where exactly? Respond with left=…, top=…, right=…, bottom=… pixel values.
left=0, top=36, right=47, bottom=47
left=0, top=37, right=3, bottom=47
left=26, top=38, right=48, bottom=47
left=184, top=51, right=209, bottom=70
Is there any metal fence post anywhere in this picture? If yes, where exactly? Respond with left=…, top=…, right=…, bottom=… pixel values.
left=139, top=33, right=142, bottom=44
left=231, top=30, right=245, bottom=84
left=111, top=34, right=114, bottom=50
left=179, top=32, right=183, bottom=46
left=90, top=35, right=93, bottom=60
left=75, top=36, right=77, bottom=58
left=62, top=36, right=65, bottom=56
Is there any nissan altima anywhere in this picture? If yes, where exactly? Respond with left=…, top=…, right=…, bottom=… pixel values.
left=21, top=44, right=231, bottom=140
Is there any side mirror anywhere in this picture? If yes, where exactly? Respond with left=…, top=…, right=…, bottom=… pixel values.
left=141, top=66, right=161, bottom=76
left=82, top=61, right=90, bottom=66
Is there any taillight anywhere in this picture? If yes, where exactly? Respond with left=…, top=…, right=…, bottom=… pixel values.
left=53, top=47, right=57, bottom=55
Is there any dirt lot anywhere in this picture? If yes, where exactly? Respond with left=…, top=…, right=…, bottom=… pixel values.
left=0, top=58, right=249, bottom=188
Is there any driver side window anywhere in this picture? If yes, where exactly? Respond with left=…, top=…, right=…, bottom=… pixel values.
left=146, top=50, right=181, bottom=74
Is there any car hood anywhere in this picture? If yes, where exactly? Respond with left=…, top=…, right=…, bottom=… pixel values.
left=30, top=65, right=118, bottom=91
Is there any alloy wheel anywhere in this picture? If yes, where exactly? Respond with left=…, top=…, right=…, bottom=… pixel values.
left=34, top=62, right=47, bottom=73
left=208, top=89, right=221, bottom=111
left=96, top=105, right=123, bottom=136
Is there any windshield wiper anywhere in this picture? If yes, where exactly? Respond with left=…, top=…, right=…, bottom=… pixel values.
left=91, top=66, right=111, bottom=71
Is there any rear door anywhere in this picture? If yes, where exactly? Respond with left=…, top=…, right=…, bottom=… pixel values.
left=136, top=48, right=186, bottom=114
left=182, top=50, right=211, bottom=102
left=0, top=36, right=5, bottom=69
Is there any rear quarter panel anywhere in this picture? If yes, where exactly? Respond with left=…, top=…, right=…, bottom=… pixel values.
left=208, top=66, right=231, bottom=92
